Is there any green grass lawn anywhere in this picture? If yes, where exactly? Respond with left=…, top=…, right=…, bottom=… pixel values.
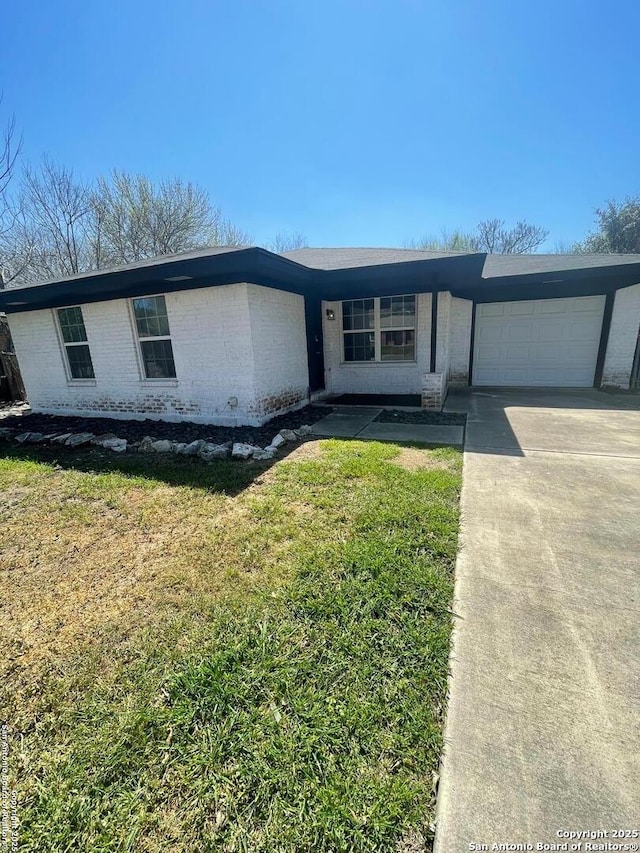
left=1, top=439, right=461, bottom=852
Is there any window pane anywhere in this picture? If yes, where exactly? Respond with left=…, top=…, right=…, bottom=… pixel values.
left=342, top=299, right=374, bottom=331
left=140, top=339, right=176, bottom=378
left=66, top=344, right=95, bottom=378
left=344, top=332, right=375, bottom=362
left=58, top=307, right=88, bottom=343
left=380, top=295, right=416, bottom=328
left=381, top=329, right=415, bottom=361
left=133, top=296, right=170, bottom=338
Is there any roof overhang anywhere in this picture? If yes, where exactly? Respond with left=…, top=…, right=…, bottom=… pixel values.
left=1, top=247, right=639, bottom=314
left=0, top=248, right=314, bottom=313
left=0, top=249, right=487, bottom=313
left=452, top=263, right=640, bottom=302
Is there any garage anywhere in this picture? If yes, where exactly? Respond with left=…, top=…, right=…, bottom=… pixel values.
left=472, top=296, right=606, bottom=387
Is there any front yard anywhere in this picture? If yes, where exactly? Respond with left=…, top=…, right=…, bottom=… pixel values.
left=1, top=438, right=461, bottom=852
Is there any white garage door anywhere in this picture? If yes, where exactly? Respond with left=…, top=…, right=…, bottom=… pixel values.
left=472, top=296, right=605, bottom=387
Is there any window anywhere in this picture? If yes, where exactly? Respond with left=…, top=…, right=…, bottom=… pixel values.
left=343, top=298, right=375, bottom=362
left=132, top=295, right=177, bottom=379
left=57, top=307, right=95, bottom=379
left=342, top=295, right=416, bottom=362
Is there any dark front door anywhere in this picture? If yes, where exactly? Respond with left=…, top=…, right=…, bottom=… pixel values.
left=304, top=296, right=325, bottom=392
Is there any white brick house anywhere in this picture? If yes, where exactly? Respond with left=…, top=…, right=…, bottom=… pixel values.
left=1, top=246, right=639, bottom=424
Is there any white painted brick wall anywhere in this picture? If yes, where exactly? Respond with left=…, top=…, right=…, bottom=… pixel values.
left=7, top=282, right=309, bottom=426
left=601, top=283, right=640, bottom=388
left=434, top=291, right=473, bottom=391
left=321, top=293, right=432, bottom=395
left=246, top=284, right=310, bottom=417
left=435, top=291, right=451, bottom=376
left=448, top=297, right=473, bottom=385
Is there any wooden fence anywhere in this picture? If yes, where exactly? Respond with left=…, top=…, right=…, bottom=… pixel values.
left=0, top=352, right=26, bottom=402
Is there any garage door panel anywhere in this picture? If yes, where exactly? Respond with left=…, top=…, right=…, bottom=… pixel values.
left=565, top=320, right=601, bottom=340
left=504, top=343, right=531, bottom=360
left=531, top=342, right=562, bottom=360
left=509, top=301, right=535, bottom=316
left=473, top=296, right=605, bottom=387
left=536, top=319, right=566, bottom=341
left=538, top=300, right=569, bottom=315
left=572, top=296, right=606, bottom=312
left=480, top=303, right=507, bottom=318
left=505, top=321, right=533, bottom=341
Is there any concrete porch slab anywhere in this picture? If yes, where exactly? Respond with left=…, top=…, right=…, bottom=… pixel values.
left=357, top=422, right=464, bottom=445
left=310, top=407, right=382, bottom=437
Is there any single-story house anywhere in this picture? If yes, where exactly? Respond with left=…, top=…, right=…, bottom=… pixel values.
left=0, top=246, right=639, bottom=425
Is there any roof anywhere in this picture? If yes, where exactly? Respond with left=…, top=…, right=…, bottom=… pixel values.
left=2, top=244, right=640, bottom=314
left=5, top=245, right=252, bottom=291
left=482, top=252, right=640, bottom=279
left=281, top=247, right=471, bottom=270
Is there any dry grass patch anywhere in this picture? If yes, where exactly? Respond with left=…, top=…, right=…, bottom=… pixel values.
left=391, top=446, right=457, bottom=472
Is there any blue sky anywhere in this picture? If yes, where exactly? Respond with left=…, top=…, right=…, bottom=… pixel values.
left=2, top=0, right=639, bottom=250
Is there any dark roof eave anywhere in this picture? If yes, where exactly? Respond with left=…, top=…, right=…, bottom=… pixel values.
left=0, top=249, right=487, bottom=313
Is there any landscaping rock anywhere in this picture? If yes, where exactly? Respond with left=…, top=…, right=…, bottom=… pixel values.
left=252, top=448, right=275, bottom=461
left=65, top=432, right=95, bottom=448
left=278, top=429, right=298, bottom=442
left=294, top=425, right=313, bottom=437
left=199, top=443, right=230, bottom=461
left=15, top=432, right=32, bottom=443
left=0, top=404, right=330, bottom=451
left=150, top=439, right=174, bottom=453
left=91, top=433, right=118, bottom=445
left=26, top=433, right=46, bottom=443
left=270, top=433, right=286, bottom=449
left=232, top=442, right=260, bottom=460
left=137, top=436, right=156, bottom=453
left=100, top=437, right=127, bottom=453
left=171, top=442, right=187, bottom=454
left=179, top=439, right=205, bottom=456
left=51, top=433, right=73, bottom=445
left=0, top=428, right=15, bottom=439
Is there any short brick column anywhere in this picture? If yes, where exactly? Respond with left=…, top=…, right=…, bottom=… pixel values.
left=421, top=372, right=447, bottom=410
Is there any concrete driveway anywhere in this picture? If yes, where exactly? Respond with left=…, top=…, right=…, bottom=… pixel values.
left=435, top=389, right=640, bottom=851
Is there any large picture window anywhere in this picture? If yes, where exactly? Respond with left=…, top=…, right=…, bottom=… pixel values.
left=132, top=295, right=177, bottom=379
left=342, top=295, right=416, bottom=362
left=57, top=307, right=95, bottom=379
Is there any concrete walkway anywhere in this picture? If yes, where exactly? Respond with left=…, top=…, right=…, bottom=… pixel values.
left=310, top=406, right=464, bottom=445
left=435, top=389, right=640, bottom=851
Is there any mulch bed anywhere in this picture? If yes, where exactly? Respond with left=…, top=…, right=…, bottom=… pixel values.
left=374, top=409, right=467, bottom=425
left=0, top=405, right=332, bottom=447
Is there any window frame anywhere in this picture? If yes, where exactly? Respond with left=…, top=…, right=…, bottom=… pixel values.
left=341, top=295, right=417, bottom=364
left=130, top=294, right=178, bottom=381
left=54, top=305, right=96, bottom=382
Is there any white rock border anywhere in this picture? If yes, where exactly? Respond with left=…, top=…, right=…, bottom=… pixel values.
left=0, top=424, right=315, bottom=462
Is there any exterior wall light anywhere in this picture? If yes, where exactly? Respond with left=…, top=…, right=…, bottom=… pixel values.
left=326, top=309, right=336, bottom=320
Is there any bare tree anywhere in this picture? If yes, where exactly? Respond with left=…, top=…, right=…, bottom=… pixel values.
left=267, top=231, right=308, bottom=252
left=408, top=219, right=549, bottom=254
left=8, top=158, right=95, bottom=282
left=475, top=218, right=548, bottom=254
left=5, top=164, right=252, bottom=283
left=0, top=116, right=19, bottom=199
left=0, top=100, right=23, bottom=283
left=93, top=171, right=251, bottom=265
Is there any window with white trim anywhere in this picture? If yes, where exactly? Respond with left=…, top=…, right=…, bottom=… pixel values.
left=342, top=295, right=416, bottom=362
left=132, top=295, right=177, bottom=379
left=57, top=307, right=95, bottom=379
